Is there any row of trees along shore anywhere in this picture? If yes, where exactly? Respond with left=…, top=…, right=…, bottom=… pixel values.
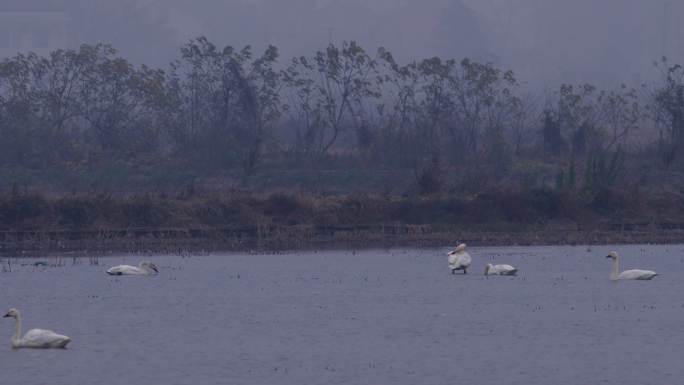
left=1, top=38, right=684, bottom=231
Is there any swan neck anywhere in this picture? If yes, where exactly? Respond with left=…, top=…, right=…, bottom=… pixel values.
left=610, top=257, right=620, bottom=280
left=139, top=263, right=154, bottom=274
left=12, top=314, right=21, bottom=344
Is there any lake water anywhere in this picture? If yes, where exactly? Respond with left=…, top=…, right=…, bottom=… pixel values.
left=2, top=245, right=684, bottom=385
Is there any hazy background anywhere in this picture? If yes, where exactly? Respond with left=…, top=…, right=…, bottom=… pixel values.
left=1, top=0, right=682, bottom=87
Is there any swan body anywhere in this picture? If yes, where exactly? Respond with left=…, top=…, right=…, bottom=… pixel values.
left=614, top=269, right=658, bottom=280
left=484, top=263, right=517, bottom=276
left=3, top=308, right=70, bottom=349
left=107, top=261, right=159, bottom=276
left=606, top=251, right=657, bottom=281
left=448, top=243, right=472, bottom=274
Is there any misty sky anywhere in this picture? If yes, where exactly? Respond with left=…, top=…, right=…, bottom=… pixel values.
left=1, top=0, right=683, bottom=88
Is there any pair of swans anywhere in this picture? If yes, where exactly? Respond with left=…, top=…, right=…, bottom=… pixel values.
left=606, top=251, right=657, bottom=280
left=3, top=308, right=70, bottom=349
left=3, top=260, right=159, bottom=349
left=447, top=244, right=517, bottom=276
left=106, top=261, right=159, bottom=276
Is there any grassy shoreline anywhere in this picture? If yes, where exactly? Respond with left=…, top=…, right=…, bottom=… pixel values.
left=1, top=225, right=684, bottom=256
left=1, top=190, right=683, bottom=255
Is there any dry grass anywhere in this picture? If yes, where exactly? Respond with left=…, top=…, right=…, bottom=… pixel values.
left=0, top=187, right=682, bottom=253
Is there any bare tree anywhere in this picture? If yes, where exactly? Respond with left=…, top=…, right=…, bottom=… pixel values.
left=283, top=41, right=379, bottom=160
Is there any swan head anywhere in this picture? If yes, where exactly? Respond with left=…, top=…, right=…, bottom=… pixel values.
left=3, top=308, right=19, bottom=318
left=140, top=261, right=159, bottom=273
left=484, top=263, right=493, bottom=275
left=448, top=243, right=467, bottom=255
left=606, top=251, right=619, bottom=260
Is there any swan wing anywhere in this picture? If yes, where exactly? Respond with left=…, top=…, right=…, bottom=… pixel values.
left=21, top=329, right=70, bottom=348
left=618, top=269, right=658, bottom=280
left=448, top=252, right=472, bottom=268
left=493, top=264, right=517, bottom=275
left=486, top=264, right=517, bottom=275
left=107, top=265, right=143, bottom=275
left=460, top=252, right=472, bottom=267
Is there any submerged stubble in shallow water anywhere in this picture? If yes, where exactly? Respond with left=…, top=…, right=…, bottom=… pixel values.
left=1, top=245, right=684, bottom=385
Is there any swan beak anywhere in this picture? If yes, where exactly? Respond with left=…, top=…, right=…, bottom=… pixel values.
left=2, top=313, right=10, bottom=318
left=152, top=266, right=159, bottom=273
left=605, top=255, right=612, bottom=259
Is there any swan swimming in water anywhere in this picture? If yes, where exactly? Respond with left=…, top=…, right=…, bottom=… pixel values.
left=606, top=251, right=657, bottom=281
left=448, top=243, right=472, bottom=274
left=106, top=261, right=159, bottom=276
left=3, top=308, right=71, bottom=349
left=484, top=263, right=517, bottom=276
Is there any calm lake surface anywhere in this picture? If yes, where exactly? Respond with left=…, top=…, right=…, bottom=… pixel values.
left=2, top=245, right=684, bottom=385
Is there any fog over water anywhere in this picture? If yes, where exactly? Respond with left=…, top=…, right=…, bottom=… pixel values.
left=2, top=0, right=683, bottom=87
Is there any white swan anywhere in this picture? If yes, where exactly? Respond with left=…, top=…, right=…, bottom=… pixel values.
left=484, top=263, right=517, bottom=276
left=106, top=261, right=159, bottom=276
left=606, top=251, right=657, bottom=281
left=3, top=308, right=71, bottom=349
left=448, top=243, right=472, bottom=274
